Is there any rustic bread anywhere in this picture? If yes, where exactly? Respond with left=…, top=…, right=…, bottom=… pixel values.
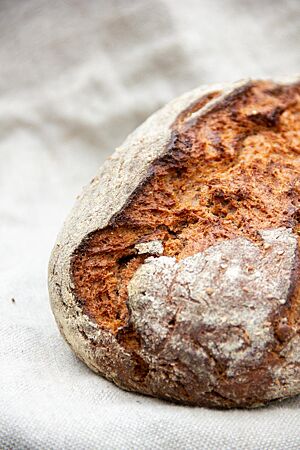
left=49, top=78, right=300, bottom=408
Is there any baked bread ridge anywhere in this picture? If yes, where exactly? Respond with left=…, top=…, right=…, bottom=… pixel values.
left=49, top=77, right=300, bottom=408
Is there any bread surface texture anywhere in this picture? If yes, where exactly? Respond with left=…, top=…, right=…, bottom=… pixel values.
left=49, top=78, right=300, bottom=408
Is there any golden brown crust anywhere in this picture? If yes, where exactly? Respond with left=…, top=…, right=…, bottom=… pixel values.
left=73, top=80, right=300, bottom=328
left=55, top=79, right=300, bottom=408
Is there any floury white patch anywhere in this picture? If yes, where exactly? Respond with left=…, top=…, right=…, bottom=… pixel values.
left=128, top=228, right=297, bottom=375
left=134, top=240, right=164, bottom=255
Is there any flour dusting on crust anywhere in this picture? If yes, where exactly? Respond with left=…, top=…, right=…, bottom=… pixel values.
left=128, top=228, right=297, bottom=379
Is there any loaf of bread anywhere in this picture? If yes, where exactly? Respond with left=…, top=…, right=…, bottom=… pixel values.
left=49, top=78, right=300, bottom=408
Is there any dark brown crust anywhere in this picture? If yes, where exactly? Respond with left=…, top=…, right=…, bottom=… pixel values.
left=71, top=80, right=300, bottom=407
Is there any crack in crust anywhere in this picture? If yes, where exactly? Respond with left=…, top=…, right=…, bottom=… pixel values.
left=66, top=79, right=300, bottom=407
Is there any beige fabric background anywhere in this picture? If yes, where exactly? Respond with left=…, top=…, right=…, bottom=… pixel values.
left=0, top=0, right=299, bottom=448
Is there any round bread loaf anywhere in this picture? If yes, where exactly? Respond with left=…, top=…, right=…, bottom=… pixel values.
left=49, top=78, right=300, bottom=408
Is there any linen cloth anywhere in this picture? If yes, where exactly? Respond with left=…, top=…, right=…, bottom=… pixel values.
left=1, top=1, right=300, bottom=448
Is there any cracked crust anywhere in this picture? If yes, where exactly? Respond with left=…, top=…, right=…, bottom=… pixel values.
left=49, top=77, right=300, bottom=408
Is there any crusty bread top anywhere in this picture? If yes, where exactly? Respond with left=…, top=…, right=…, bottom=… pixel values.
left=49, top=77, right=300, bottom=407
